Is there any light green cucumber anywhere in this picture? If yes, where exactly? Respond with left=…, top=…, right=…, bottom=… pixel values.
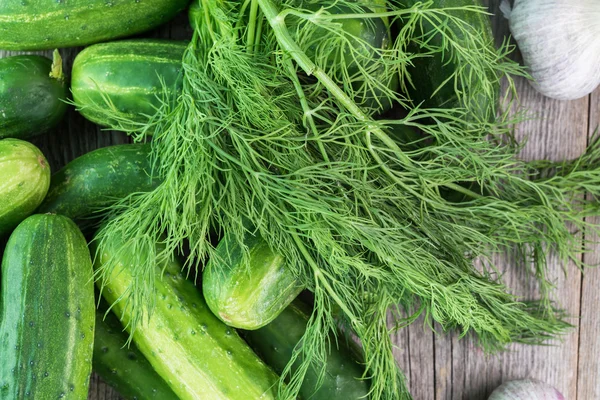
left=0, top=139, right=50, bottom=237
left=93, top=235, right=281, bottom=400
left=93, top=306, right=178, bottom=400
left=204, top=232, right=303, bottom=330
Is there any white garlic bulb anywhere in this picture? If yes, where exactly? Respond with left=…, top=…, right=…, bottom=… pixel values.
left=502, top=0, right=600, bottom=100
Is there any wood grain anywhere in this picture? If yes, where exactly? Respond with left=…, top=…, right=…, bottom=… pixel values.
left=1, top=2, right=598, bottom=400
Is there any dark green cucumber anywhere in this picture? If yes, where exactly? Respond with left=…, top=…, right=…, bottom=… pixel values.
left=37, top=143, right=160, bottom=227
left=93, top=307, right=178, bottom=400
left=400, top=0, right=497, bottom=117
left=94, top=236, right=281, bottom=400
left=0, top=139, right=50, bottom=237
left=245, top=300, right=370, bottom=399
left=0, top=214, right=95, bottom=399
left=204, top=232, right=303, bottom=330
left=72, top=40, right=186, bottom=129
left=0, top=51, right=67, bottom=139
left=0, top=0, right=190, bottom=50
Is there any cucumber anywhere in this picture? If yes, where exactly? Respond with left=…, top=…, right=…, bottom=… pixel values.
left=0, top=214, right=95, bottom=399
left=0, top=51, right=67, bottom=139
left=399, top=0, right=497, bottom=117
left=204, top=232, right=303, bottom=330
left=93, top=235, right=281, bottom=400
left=37, top=143, right=160, bottom=228
left=244, top=300, right=370, bottom=399
left=0, top=139, right=50, bottom=237
left=0, top=0, right=190, bottom=50
left=93, top=306, right=178, bottom=400
left=72, top=40, right=186, bottom=129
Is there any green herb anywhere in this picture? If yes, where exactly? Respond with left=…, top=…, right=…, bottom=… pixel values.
left=91, top=1, right=600, bottom=399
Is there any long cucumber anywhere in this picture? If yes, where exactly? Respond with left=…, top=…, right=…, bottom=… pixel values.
left=0, top=214, right=95, bottom=399
left=93, top=307, right=178, bottom=400
left=93, top=235, right=281, bottom=399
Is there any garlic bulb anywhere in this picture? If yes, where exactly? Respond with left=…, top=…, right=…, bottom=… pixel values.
left=502, top=0, right=600, bottom=100
left=488, top=379, right=565, bottom=400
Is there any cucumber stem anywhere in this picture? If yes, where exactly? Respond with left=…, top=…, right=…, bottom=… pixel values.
left=49, top=49, right=64, bottom=81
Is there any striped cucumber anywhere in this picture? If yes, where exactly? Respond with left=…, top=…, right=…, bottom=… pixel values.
left=0, top=139, right=50, bottom=237
left=204, top=232, right=303, bottom=330
left=0, top=51, right=67, bottom=139
left=37, top=143, right=160, bottom=228
left=93, top=307, right=178, bottom=400
left=71, top=40, right=186, bottom=129
left=244, top=300, right=370, bottom=399
left=93, top=235, right=281, bottom=400
left=0, top=214, right=95, bottom=399
left=0, top=0, right=190, bottom=50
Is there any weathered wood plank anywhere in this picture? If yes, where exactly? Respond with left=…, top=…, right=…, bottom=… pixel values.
left=577, top=88, right=600, bottom=400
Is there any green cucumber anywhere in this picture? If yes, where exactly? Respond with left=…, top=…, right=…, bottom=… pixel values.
left=204, top=232, right=303, bottom=330
left=244, top=300, right=370, bottom=399
left=93, top=235, right=281, bottom=400
left=37, top=143, right=160, bottom=228
left=93, top=306, right=178, bottom=400
left=399, top=0, right=497, bottom=117
left=0, top=0, right=190, bottom=50
left=0, top=51, right=68, bottom=139
left=0, top=139, right=50, bottom=237
left=0, top=214, right=95, bottom=399
left=72, top=40, right=186, bottom=129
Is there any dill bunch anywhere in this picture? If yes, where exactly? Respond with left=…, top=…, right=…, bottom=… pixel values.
left=92, top=0, right=600, bottom=399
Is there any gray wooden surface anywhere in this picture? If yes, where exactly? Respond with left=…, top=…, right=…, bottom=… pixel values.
left=2, top=1, right=598, bottom=399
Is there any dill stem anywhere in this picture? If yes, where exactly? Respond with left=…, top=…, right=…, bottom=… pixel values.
left=246, top=0, right=260, bottom=54
left=256, top=0, right=412, bottom=166
left=289, top=229, right=360, bottom=328
left=444, top=182, right=485, bottom=200
left=284, top=59, right=330, bottom=161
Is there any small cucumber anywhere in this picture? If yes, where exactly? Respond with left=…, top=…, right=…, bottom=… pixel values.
left=37, top=143, right=160, bottom=228
left=244, top=300, right=370, bottom=399
left=0, top=0, right=190, bottom=50
left=204, top=232, right=303, bottom=330
left=71, top=40, right=186, bottom=129
left=0, top=51, right=67, bottom=139
left=94, top=235, right=281, bottom=400
left=0, top=139, right=50, bottom=237
left=0, top=214, right=95, bottom=399
left=93, top=306, right=178, bottom=400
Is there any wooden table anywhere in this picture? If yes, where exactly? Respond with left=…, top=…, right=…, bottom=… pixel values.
left=1, top=1, right=598, bottom=399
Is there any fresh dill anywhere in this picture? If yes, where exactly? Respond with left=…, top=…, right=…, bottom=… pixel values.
left=89, top=1, right=600, bottom=399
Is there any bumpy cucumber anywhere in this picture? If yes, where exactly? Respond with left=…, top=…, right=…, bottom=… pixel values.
left=93, top=307, right=178, bottom=400
left=0, top=0, right=190, bottom=50
left=204, top=232, right=303, bottom=330
left=37, top=143, right=160, bottom=227
left=0, top=139, right=50, bottom=237
left=400, top=0, right=497, bottom=116
left=94, top=236, right=281, bottom=400
left=245, top=300, right=370, bottom=399
left=0, top=52, right=67, bottom=139
left=0, top=214, right=95, bottom=399
left=71, top=40, right=186, bottom=129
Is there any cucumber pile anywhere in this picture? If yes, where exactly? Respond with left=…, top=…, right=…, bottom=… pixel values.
left=0, top=1, right=530, bottom=399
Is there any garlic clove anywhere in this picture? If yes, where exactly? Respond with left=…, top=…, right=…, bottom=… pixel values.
left=507, top=0, right=600, bottom=100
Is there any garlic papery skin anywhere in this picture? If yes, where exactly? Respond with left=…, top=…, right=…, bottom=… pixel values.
left=504, top=0, right=600, bottom=100
left=488, top=379, right=565, bottom=400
